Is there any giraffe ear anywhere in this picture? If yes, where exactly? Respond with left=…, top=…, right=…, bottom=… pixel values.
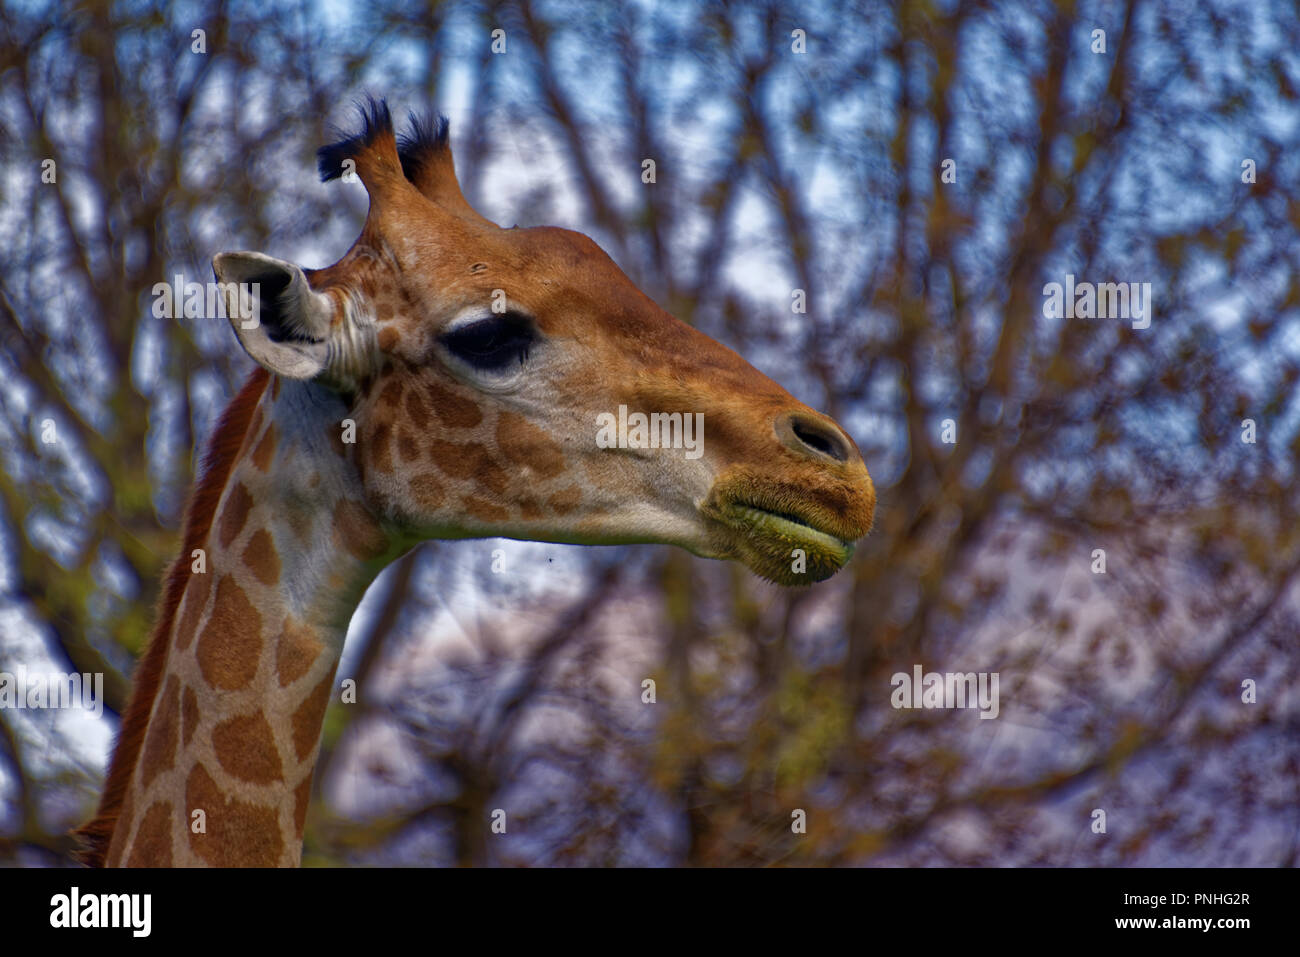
left=213, top=251, right=339, bottom=381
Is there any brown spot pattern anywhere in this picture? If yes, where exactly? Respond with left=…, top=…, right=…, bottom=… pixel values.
left=125, top=801, right=173, bottom=867
left=367, top=422, right=394, bottom=473
left=276, top=617, right=323, bottom=687
left=186, top=762, right=284, bottom=866
left=403, top=389, right=426, bottom=422
left=252, top=424, right=277, bottom=472
left=291, top=669, right=337, bottom=762
left=212, top=712, right=284, bottom=784
left=218, top=483, right=253, bottom=548
left=332, top=500, right=387, bottom=560
left=547, top=485, right=583, bottom=515
left=396, top=429, right=419, bottom=463
left=408, top=472, right=444, bottom=507
left=429, top=440, right=508, bottom=494
left=139, top=676, right=180, bottom=790
left=378, top=377, right=403, bottom=409
left=423, top=380, right=482, bottom=427
left=181, top=684, right=199, bottom=747
left=242, top=528, right=281, bottom=586
left=195, top=575, right=262, bottom=691
left=175, top=568, right=213, bottom=652
left=497, top=411, right=567, bottom=479
left=463, top=495, right=509, bottom=523
left=293, top=776, right=313, bottom=839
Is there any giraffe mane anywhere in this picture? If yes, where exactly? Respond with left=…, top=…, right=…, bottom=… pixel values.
left=73, top=367, right=271, bottom=866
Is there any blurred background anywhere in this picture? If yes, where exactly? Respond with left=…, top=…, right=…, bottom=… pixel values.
left=1, top=0, right=1298, bottom=866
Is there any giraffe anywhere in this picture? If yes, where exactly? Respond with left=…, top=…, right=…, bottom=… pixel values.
left=75, top=99, right=876, bottom=866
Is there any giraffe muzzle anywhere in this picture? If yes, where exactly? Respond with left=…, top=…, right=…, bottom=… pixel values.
left=701, top=471, right=873, bottom=586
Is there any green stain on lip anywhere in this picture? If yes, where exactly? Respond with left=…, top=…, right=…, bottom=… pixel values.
left=734, top=504, right=854, bottom=565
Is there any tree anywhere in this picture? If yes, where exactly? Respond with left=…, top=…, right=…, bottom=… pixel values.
left=1, top=0, right=1297, bottom=866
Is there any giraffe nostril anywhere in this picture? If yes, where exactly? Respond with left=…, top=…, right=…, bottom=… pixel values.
left=777, top=412, right=852, bottom=463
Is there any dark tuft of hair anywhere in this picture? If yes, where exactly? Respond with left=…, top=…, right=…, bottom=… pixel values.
left=317, top=95, right=395, bottom=182
left=397, top=111, right=452, bottom=182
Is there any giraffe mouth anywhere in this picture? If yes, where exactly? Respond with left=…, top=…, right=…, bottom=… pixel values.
left=707, top=498, right=857, bottom=586
left=735, top=504, right=854, bottom=554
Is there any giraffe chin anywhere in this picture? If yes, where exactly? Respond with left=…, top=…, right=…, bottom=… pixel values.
left=705, top=501, right=857, bottom=586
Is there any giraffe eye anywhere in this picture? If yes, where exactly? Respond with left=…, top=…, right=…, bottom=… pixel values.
left=440, top=313, right=535, bottom=371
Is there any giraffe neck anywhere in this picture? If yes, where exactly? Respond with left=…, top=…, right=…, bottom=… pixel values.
left=106, top=375, right=403, bottom=866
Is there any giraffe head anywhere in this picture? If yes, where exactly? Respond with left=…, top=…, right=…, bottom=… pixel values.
left=213, top=100, right=874, bottom=585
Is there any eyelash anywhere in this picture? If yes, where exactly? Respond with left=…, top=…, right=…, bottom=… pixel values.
left=439, top=313, right=536, bottom=371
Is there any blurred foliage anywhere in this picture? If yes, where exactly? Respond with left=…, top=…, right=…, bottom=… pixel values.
left=1, top=0, right=1299, bottom=865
